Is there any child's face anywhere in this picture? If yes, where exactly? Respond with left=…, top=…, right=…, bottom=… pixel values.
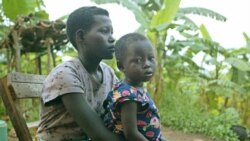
left=83, top=15, right=115, bottom=60
left=122, top=40, right=156, bottom=86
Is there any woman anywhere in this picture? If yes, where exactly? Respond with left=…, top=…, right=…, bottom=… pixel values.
left=37, top=6, right=124, bottom=141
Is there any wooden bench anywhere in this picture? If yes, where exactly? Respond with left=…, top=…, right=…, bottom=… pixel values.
left=0, top=72, right=46, bottom=141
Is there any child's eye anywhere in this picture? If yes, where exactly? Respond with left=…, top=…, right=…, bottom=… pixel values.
left=149, top=56, right=155, bottom=61
left=135, top=57, right=142, bottom=63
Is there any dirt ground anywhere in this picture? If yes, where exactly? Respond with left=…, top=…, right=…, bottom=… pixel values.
left=162, top=127, right=214, bottom=141
left=9, top=126, right=215, bottom=141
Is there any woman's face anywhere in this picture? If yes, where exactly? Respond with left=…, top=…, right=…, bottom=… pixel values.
left=82, top=15, right=115, bottom=60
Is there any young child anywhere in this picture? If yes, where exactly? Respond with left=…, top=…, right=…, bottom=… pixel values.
left=102, top=33, right=166, bottom=141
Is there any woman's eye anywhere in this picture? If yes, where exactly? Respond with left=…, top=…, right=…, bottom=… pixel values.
left=100, top=28, right=109, bottom=34
left=101, top=30, right=108, bottom=33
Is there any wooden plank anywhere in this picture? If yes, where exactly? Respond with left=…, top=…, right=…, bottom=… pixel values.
left=0, top=76, right=33, bottom=141
left=10, top=72, right=46, bottom=84
left=11, top=83, right=43, bottom=98
left=7, top=72, right=46, bottom=99
left=0, top=72, right=46, bottom=141
left=27, top=121, right=40, bottom=129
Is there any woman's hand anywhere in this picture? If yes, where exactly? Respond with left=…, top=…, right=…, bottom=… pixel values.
left=61, top=93, right=125, bottom=141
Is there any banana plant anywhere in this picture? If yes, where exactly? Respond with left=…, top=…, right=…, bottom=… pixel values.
left=92, top=0, right=250, bottom=128
left=90, top=0, right=226, bottom=102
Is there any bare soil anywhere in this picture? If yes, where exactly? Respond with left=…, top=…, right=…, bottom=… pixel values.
left=162, top=126, right=214, bottom=141
left=8, top=126, right=215, bottom=141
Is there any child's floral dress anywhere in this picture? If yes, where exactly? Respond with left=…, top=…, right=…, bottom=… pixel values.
left=102, top=82, right=161, bottom=141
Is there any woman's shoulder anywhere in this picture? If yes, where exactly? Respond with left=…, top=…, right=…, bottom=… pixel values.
left=45, top=57, right=85, bottom=80
left=100, top=62, right=117, bottom=78
left=100, top=62, right=114, bottom=71
left=54, top=57, right=80, bottom=69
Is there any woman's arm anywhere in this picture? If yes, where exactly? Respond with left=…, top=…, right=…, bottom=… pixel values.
left=121, top=101, right=148, bottom=141
left=61, top=93, right=125, bottom=141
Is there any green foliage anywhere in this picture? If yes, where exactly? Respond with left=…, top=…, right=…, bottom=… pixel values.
left=150, top=0, right=181, bottom=27
left=0, top=24, right=9, bottom=39
left=225, top=57, right=250, bottom=71
left=159, top=92, right=240, bottom=141
left=33, top=10, right=49, bottom=19
left=200, top=24, right=212, bottom=40
left=91, top=0, right=250, bottom=139
left=243, top=32, right=250, bottom=47
left=2, top=0, right=47, bottom=21
left=178, top=7, right=227, bottom=22
left=0, top=0, right=249, bottom=140
left=93, top=0, right=149, bottom=27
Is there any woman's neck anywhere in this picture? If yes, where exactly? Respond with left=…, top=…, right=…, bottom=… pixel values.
left=78, top=56, right=101, bottom=73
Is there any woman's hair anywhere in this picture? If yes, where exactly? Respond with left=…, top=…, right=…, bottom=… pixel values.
left=115, top=32, right=148, bottom=63
left=66, top=6, right=109, bottom=49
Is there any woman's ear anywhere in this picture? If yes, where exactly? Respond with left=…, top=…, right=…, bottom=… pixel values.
left=76, top=29, right=85, bottom=41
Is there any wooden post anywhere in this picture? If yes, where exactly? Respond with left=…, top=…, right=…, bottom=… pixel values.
left=45, top=37, right=53, bottom=73
left=12, top=30, right=21, bottom=72
left=0, top=76, right=33, bottom=141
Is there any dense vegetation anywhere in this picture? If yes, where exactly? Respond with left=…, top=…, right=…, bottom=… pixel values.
left=0, top=0, right=249, bottom=140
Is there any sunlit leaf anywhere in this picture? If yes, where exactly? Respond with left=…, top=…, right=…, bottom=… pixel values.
left=0, top=25, right=9, bottom=38
left=92, top=0, right=118, bottom=3
left=91, top=0, right=149, bottom=27
left=206, top=58, right=220, bottom=66
left=153, top=23, right=178, bottom=32
left=2, top=0, right=38, bottom=20
left=199, top=24, right=212, bottom=40
left=151, top=0, right=181, bottom=27
left=228, top=47, right=250, bottom=56
left=119, top=0, right=148, bottom=27
left=225, top=57, right=250, bottom=71
left=176, top=14, right=199, bottom=31
left=34, top=10, right=49, bottom=20
left=243, top=32, right=250, bottom=47
left=179, top=7, right=227, bottom=22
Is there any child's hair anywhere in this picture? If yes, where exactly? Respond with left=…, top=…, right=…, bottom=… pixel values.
left=66, top=6, right=109, bottom=49
left=115, top=33, right=148, bottom=63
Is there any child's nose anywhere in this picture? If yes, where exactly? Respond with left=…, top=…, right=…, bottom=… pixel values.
left=143, top=59, right=151, bottom=68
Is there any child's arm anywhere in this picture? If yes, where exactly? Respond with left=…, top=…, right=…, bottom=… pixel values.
left=121, top=101, right=148, bottom=141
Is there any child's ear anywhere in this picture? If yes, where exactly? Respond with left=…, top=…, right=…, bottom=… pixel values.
left=117, top=61, right=123, bottom=71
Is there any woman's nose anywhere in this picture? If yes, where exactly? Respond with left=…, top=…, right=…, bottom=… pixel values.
left=108, top=35, right=115, bottom=43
